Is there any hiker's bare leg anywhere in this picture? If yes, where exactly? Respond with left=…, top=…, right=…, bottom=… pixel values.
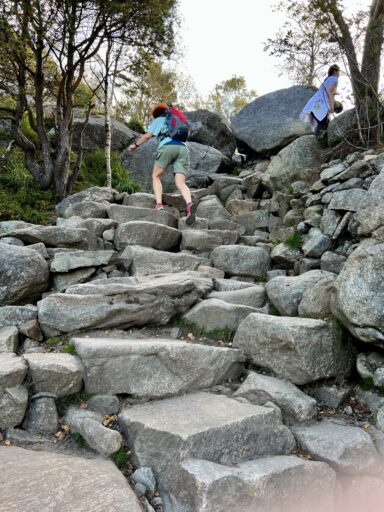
left=174, top=173, right=192, bottom=205
left=152, top=164, right=166, bottom=204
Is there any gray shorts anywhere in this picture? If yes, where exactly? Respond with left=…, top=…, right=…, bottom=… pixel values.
left=155, top=144, right=190, bottom=175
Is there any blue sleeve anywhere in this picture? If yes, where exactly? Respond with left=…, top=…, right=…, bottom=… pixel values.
left=325, top=76, right=338, bottom=89
left=148, top=117, right=165, bottom=136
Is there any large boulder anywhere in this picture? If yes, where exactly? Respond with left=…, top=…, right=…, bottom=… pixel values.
left=327, top=108, right=357, bottom=147
left=181, top=229, right=239, bottom=253
left=355, top=166, right=384, bottom=238
left=73, top=336, right=245, bottom=398
left=184, top=298, right=259, bottom=332
left=0, top=446, right=142, bottom=511
left=24, top=353, right=84, bottom=397
left=121, top=245, right=203, bottom=275
left=72, top=117, right=137, bottom=151
left=0, top=245, right=49, bottom=306
left=0, top=305, right=37, bottom=328
left=118, top=391, right=296, bottom=478
left=37, top=273, right=212, bottom=336
left=175, top=456, right=336, bottom=512
left=55, top=187, right=116, bottom=215
left=233, top=313, right=354, bottom=385
left=57, top=217, right=117, bottom=237
left=121, top=139, right=231, bottom=193
left=107, top=204, right=178, bottom=228
left=292, top=421, right=381, bottom=475
left=234, top=372, right=317, bottom=424
left=50, top=250, right=116, bottom=273
left=114, top=221, right=180, bottom=251
left=0, top=226, right=98, bottom=250
left=231, top=86, right=314, bottom=156
left=262, top=135, right=320, bottom=193
left=266, top=270, right=334, bottom=316
left=0, top=354, right=28, bottom=428
left=186, top=109, right=237, bottom=158
left=332, top=239, right=384, bottom=344
left=211, top=245, right=271, bottom=278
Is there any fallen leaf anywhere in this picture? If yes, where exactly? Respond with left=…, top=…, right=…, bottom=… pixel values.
left=4, top=440, right=11, bottom=446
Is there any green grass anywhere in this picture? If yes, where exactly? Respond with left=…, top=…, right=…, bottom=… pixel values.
left=56, top=391, right=91, bottom=417
left=111, top=447, right=130, bottom=469
left=171, top=315, right=235, bottom=342
left=254, top=276, right=266, bottom=283
left=0, top=147, right=140, bottom=224
left=45, top=336, right=68, bottom=347
left=63, top=343, right=77, bottom=355
left=284, top=232, right=302, bottom=250
left=44, top=335, right=73, bottom=353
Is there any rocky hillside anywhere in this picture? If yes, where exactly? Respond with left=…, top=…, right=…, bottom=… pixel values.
left=1, top=86, right=384, bottom=512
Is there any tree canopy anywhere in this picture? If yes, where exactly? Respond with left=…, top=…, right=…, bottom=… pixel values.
left=205, top=75, right=257, bottom=120
left=0, top=0, right=178, bottom=198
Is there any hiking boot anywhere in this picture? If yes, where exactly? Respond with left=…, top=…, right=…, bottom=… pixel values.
left=155, top=203, right=164, bottom=210
left=186, top=202, right=197, bottom=225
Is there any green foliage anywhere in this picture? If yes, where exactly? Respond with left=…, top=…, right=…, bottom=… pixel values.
left=74, top=149, right=140, bottom=194
left=171, top=315, right=235, bottom=342
left=0, top=127, right=11, bottom=140
left=269, top=305, right=281, bottom=316
left=273, top=238, right=282, bottom=246
left=119, top=59, right=178, bottom=126
left=45, top=336, right=76, bottom=355
left=126, top=117, right=145, bottom=134
left=254, top=276, right=266, bottom=283
left=63, top=343, right=77, bottom=355
left=111, top=447, right=130, bottom=469
left=21, top=114, right=39, bottom=146
left=264, top=0, right=342, bottom=86
left=56, top=391, right=91, bottom=417
left=360, top=377, right=374, bottom=391
left=284, top=232, right=302, bottom=249
left=0, top=147, right=55, bottom=223
left=74, top=82, right=94, bottom=109
left=45, top=337, right=62, bottom=347
left=205, top=75, right=257, bottom=119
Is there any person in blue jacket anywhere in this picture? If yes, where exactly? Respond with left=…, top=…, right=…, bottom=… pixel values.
left=300, top=64, right=340, bottom=141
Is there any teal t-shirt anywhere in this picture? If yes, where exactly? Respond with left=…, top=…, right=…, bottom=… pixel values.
left=147, top=116, right=186, bottom=148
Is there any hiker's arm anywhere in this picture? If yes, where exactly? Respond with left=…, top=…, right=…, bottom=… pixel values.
left=127, top=132, right=153, bottom=153
left=327, top=83, right=337, bottom=113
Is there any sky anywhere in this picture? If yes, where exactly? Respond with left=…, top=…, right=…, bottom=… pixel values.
left=177, top=0, right=372, bottom=100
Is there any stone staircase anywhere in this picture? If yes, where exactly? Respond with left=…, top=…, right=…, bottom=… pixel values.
left=1, top=142, right=384, bottom=511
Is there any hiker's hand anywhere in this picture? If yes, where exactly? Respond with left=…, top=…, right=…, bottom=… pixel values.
left=127, top=144, right=136, bottom=153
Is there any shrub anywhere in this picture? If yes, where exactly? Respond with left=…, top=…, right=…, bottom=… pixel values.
left=284, top=232, right=302, bottom=250
left=126, top=117, right=145, bottom=134
left=75, top=149, right=140, bottom=194
left=0, top=147, right=55, bottom=224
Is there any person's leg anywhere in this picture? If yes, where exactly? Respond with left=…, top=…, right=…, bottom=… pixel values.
left=152, top=164, right=166, bottom=206
left=174, top=173, right=197, bottom=225
left=174, top=172, right=191, bottom=204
